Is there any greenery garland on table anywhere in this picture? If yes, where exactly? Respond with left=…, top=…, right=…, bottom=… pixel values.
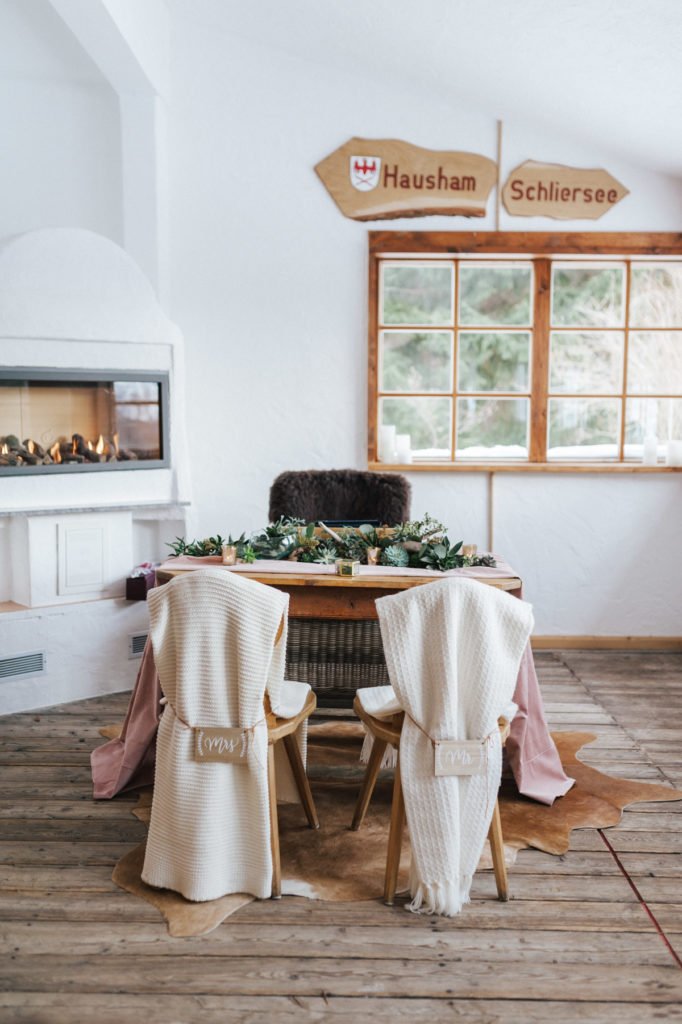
left=166, top=514, right=496, bottom=573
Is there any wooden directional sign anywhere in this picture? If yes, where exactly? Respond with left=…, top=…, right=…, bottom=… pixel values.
left=502, top=161, right=628, bottom=220
left=315, top=137, right=497, bottom=221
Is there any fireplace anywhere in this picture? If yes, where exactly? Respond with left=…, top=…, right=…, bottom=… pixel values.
left=0, top=369, right=170, bottom=475
left=0, top=226, right=192, bottom=687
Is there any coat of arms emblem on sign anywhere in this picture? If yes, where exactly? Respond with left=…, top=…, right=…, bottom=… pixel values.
left=350, top=155, right=381, bottom=191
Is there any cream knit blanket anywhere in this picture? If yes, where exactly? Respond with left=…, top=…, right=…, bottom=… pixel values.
left=376, top=578, right=534, bottom=916
left=142, top=568, right=299, bottom=902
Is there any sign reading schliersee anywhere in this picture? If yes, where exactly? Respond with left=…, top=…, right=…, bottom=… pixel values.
left=502, top=161, right=628, bottom=220
left=194, top=726, right=249, bottom=764
left=433, top=739, right=486, bottom=777
left=315, top=137, right=497, bottom=221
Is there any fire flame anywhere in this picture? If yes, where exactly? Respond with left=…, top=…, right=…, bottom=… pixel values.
left=27, top=440, right=35, bottom=455
left=87, top=440, right=93, bottom=451
left=50, top=442, right=61, bottom=464
left=96, top=434, right=105, bottom=455
left=1, top=443, right=8, bottom=456
left=72, top=438, right=77, bottom=455
left=113, top=433, right=119, bottom=455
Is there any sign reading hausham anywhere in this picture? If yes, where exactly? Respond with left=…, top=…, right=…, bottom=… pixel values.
left=315, top=137, right=497, bottom=221
left=502, top=161, right=628, bottom=220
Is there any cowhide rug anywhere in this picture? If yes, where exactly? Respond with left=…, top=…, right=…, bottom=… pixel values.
left=107, top=721, right=681, bottom=937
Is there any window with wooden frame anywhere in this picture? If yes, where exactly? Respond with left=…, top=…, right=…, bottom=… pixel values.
left=368, top=233, right=682, bottom=472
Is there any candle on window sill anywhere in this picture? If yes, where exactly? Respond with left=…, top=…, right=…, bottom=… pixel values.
left=642, top=435, right=658, bottom=466
left=395, top=433, right=412, bottom=464
left=378, top=424, right=397, bottom=463
left=666, top=440, right=682, bottom=467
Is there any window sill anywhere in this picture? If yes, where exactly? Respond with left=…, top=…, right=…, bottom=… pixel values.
left=368, top=460, right=682, bottom=474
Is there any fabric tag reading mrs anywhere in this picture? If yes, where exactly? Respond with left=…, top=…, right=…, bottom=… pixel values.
left=194, top=727, right=249, bottom=764
left=433, top=739, right=486, bottom=777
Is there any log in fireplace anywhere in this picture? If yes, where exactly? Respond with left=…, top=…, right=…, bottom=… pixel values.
left=0, top=369, right=170, bottom=474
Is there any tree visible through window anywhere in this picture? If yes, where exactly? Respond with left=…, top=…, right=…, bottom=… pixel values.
left=370, top=236, right=682, bottom=467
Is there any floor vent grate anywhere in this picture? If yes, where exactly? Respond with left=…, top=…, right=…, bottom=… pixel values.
left=128, top=633, right=149, bottom=659
left=0, top=651, right=47, bottom=682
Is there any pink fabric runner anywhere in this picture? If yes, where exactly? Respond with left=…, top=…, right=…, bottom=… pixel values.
left=92, top=565, right=574, bottom=805
left=91, top=640, right=161, bottom=798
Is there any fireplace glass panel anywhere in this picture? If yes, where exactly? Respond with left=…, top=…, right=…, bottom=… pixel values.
left=0, top=371, right=168, bottom=472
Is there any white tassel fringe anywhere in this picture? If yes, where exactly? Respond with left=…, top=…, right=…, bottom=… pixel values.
left=406, top=873, right=474, bottom=917
left=359, top=727, right=398, bottom=770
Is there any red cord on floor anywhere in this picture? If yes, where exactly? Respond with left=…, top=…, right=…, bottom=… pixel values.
left=599, top=828, right=682, bottom=970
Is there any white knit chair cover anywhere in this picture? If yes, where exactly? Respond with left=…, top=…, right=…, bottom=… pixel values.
left=375, top=578, right=534, bottom=915
left=141, top=568, right=301, bottom=901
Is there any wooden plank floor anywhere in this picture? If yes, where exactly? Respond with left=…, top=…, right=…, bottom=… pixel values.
left=1, top=651, right=681, bottom=1023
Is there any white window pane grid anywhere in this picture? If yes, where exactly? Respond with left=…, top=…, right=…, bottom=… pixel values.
left=380, top=395, right=453, bottom=460
left=457, top=331, right=532, bottom=394
left=624, top=398, right=682, bottom=460
left=379, top=330, right=454, bottom=394
left=551, top=261, right=626, bottom=328
left=630, top=263, right=682, bottom=328
left=375, top=255, right=682, bottom=465
left=458, top=261, right=534, bottom=328
left=548, top=331, right=624, bottom=395
left=379, top=260, right=455, bottom=327
left=547, top=397, right=622, bottom=461
left=456, top=397, right=530, bottom=460
left=627, top=331, right=682, bottom=395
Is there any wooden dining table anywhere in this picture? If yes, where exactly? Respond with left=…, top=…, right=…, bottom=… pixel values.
left=155, top=564, right=523, bottom=620
left=92, top=558, right=574, bottom=806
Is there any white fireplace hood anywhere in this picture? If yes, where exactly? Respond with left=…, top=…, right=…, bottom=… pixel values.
left=0, top=228, right=191, bottom=513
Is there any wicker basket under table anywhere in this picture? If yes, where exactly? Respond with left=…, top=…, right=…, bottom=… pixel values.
left=286, top=618, right=389, bottom=708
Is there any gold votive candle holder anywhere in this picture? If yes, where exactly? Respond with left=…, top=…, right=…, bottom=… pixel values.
left=366, top=547, right=381, bottom=566
left=221, top=544, right=238, bottom=565
left=461, top=544, right=478, bottom=559
left=336, top=559, right=360, bottom=577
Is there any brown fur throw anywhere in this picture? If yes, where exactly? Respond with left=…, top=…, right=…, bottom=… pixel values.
left=269, top=469, right=411, bottom=525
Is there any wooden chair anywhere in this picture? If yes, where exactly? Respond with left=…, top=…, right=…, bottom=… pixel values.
left=268, top=468, right=411, bottom=526
left=141, top=577, right=319, bottom=905
left=351, top=695, right=511, bottom=906
left=264, top=687, right=319, bottom=898
left=268, top=469, right=411, bottom=710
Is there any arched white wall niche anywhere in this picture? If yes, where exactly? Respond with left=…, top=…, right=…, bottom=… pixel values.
left=0, top=227, right=191, bottom=513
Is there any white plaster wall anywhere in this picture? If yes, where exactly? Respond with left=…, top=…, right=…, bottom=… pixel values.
left=0, top=519, right=11, bottom=602
left=0, top=598, right=149, bottom=715
left=167, top=17, right=682, bottom=637
left=0, top=79, right=123, bottom=242
left=0, top=0, right=123, bottom=243
left=494, top=475, right=682, bottom=635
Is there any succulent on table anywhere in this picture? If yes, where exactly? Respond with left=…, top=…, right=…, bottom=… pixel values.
left=312, top=543, right=338, bottom=564
left=380, top=544, right=410, bottom=568
left=418, top=538, right=464, bottom=572
left=163, top=513, right=495, bottom=573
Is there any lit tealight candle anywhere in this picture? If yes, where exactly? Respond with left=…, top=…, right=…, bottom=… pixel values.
left=462, top=544, right=478, bottom=559
left=221, top=544, right=237, bottom=565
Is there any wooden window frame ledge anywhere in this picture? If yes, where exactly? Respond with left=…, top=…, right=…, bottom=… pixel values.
left=368, top=461, right=682, bottom=474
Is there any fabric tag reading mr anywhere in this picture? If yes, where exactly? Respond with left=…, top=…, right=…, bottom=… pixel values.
left=194, top=727, right=249, bottom=764
left=433, top=739, right=486, bottom=777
